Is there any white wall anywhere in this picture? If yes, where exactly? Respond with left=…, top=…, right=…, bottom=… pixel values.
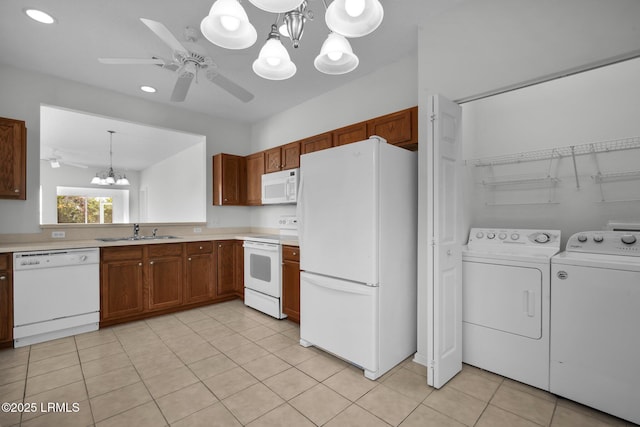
left=0, top=63, right=253, bottom=234
left=139, top=143, right=206, bottom=223
left=462, top=57, right=640, bottom=245
left=249, top=54, right=419, bottom=227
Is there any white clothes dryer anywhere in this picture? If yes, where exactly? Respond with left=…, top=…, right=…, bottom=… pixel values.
left=551, top=231, right=640, bottom=425
left=462, top=228, right=561, bottom=391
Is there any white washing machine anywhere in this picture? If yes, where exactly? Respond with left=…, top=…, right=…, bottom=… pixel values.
left=462, top=228, right=561, bottom=391
left=551, top=231, right=640, bottom=425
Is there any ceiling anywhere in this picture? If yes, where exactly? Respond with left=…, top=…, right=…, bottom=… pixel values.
left=0, top=0, right=456, bottom=124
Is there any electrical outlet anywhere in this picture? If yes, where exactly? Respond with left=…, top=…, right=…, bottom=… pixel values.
left=193, top=227, right=202, bottom=233
left=51, top=231, right=65, bottom=238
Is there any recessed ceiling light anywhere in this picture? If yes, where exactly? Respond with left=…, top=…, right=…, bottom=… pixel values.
left=24, top=8, right=56, bottom=24
left=140, top=85, right=157, bottom=93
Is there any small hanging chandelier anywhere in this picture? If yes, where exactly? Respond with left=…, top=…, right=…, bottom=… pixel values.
left=90, top=131, right=130, bottom=186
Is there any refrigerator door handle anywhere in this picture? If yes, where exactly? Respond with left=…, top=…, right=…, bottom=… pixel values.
left=304, top=274, right=373, bottom=296
left=296, top=174, right=305, bottom=250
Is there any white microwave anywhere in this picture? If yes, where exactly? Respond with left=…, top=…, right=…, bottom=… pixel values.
left=262, top=168, right=299, bottom=204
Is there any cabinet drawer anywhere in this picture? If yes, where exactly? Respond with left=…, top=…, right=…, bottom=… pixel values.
left=186, top=241, right=213, bottom=255
left=0, top=254, right=8, bottom=270
left=282, top=245, right=300, bottom=262
left=101, top=246, right=143, bottom=262
left=147, top=243, right=183, bottom=258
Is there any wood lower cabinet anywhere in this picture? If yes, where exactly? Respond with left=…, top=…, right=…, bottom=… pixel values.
left=0, top=253, right=13, bottom=347
left=146, top=244, right=183, bottom=311
left=101, top=246, right=145, bottom=322
left=246, top=152, right=265, bottom=206
left=282, top=245, right=300, bottom=323
left=213, top=153, right=247, bottom=205
left=0, top=117, right=26, bottom=200
left=185, top=242, right=215, bottom=304
left=215, top=240, right=244, bottom=298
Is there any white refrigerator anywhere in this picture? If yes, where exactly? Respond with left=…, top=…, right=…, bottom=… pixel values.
left=297, top=136, right=418, bottom=380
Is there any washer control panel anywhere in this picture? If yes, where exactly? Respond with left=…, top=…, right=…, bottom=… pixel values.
left=468, top=228, right=561, bottom=248
left=566, top=231, right=640, bottom=256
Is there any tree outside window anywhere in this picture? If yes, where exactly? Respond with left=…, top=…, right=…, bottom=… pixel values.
left=57, top=196, right=113, bottom=224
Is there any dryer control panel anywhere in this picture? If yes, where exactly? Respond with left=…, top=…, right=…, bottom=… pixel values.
left=566, top=231, right=640, bottom=256
left=468, top=228, right=561, bottom=248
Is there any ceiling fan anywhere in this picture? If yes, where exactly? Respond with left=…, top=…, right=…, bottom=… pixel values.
left=99, top=18, right=254, bottom=103
left=40, top=148, right=89, bottom=169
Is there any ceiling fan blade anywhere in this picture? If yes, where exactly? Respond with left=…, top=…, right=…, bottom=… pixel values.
left=170, top=74, right=194, bottom=102
left=205, top=69, right=254, bottom=103
left=98, top=57, right=166, bottom=65
left=140, top=18, right=188, bottom=54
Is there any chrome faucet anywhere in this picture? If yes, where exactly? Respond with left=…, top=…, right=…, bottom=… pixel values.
left=152, top=228, right=158, bottom=237
left=133, top=223, right=140, bottom=239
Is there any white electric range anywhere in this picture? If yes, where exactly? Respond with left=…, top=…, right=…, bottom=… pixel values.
left=237, top=216, right=298, bottom=319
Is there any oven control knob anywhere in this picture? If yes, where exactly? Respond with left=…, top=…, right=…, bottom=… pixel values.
left=535, top=233, right=550, bottom=243
left=593, top=235, right=604, bottom=243
left=577, top=234, right=588, bottom=243
left=487, top=232, right=496, bottom=239
left=475, top=232, right=484, bottom=239
left=621, top=234, right=637, bottom=245
left=498, top=233, right=507, bottom=240
left=511, top=233, right=520, bottom=240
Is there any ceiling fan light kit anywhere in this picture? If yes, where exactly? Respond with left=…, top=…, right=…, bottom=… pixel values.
left=200, top=0, right=258, bottom=49
left=203, top=0, right=383, bottom=80
left=314, top=32, right=358, bottom=74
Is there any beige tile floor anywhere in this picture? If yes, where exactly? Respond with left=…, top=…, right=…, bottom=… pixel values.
left=0, top=299, right=635, bottom=427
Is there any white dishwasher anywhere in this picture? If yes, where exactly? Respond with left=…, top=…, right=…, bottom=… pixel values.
left=13, top=248, right=100, bottom=347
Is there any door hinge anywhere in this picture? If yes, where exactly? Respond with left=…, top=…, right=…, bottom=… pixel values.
left=430, top=114, right=437, bottom=123
left=428, top=360, right=435, bottom=368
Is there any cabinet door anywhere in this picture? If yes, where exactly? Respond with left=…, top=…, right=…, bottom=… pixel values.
left=246, top=152, right=265, bottom=206
left=216, top=241, right=237, bottom=297
left=147, top=256, right=183, bottom=311
left=334, top=122, right=368, bottom=147
left=0, top=269, right=12, bottom=343
left=0, top=117, right=26, bottom=200
left=185, top=252, right=214, bottom=304
left=234, top=240, right=244, bottom=297
left=282, top=260, right=300, bottom=323
left=265, top=147, right=282, bottom=173
left=213, top=153, right=247, bottom=205
left=367, top=107, right=416, bottom=148
left=300, top=132, right=334, bottom=155
left=101, top=260, right=144, bottom=321
left=282, top=141, right=301, bottom=170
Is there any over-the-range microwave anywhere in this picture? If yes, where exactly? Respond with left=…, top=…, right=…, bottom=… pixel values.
left=262, top=168, right=299, bottom=204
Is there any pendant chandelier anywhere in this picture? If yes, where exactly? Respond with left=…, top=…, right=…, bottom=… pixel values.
left=90, top=131, right=130, bottom=186
left=200, top=0, right=383, bottom=80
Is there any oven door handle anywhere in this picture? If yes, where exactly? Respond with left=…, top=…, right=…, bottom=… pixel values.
left=243, top=241, right=280, bottom=251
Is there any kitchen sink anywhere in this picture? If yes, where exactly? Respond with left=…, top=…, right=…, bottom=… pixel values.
left=95, top=235, right=179, bottom=242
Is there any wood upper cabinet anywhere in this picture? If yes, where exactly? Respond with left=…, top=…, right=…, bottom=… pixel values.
left=300, top=132, right=334, bottom=155
left=146, top=243, right=183, bottom=311
left=213, top=153, right=246, bottom=205
left=246, top=152, right=265, bottom=206
left=282, top=245, right=300, bottom=323
left=0, top=117, right=26, bottom=200
left=185, top=242, right=215, bottom=304
left=334, top=122, right=368, bottom=147
left=367, top=107, right=418, bottom=150
left=0, top=254, right=12, bottom=345
left=265, top=141, right=301, bottom=173
left=101, top=246, right=145, bottom=322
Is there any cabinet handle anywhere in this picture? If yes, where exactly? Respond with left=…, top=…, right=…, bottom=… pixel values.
left=199, top=246, right=203, bottom=250
left=14, top=189, right=19, bottom=193
left=0, top=275, right=6, bottom=280
left=188, top=257, right=192, bottom=261
left=150, top=261, right=154, bottom=265
left=292, top=252, right=297, bottom=256
left=138, top=262, right=142, bottom=266
left=218, top=244, right=222, bottom=248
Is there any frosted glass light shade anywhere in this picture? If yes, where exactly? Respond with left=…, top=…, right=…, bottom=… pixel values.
left=252, top=38, right=296, bottom=80
left=248, top=0, right=304, bottom=13
left=91, top=175, right=101, bottom=185
left=325, top=0, right=383, bottom=37
left=200, top=0, right=257, bottom=49
left=314, top=33, right=359, bottom=75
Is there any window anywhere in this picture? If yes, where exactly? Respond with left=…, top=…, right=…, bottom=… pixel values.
left=57, top=195, right=113, bottom=224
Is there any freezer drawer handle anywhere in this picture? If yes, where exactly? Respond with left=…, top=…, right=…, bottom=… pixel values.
left=557, top=270, right=568, bottom=280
